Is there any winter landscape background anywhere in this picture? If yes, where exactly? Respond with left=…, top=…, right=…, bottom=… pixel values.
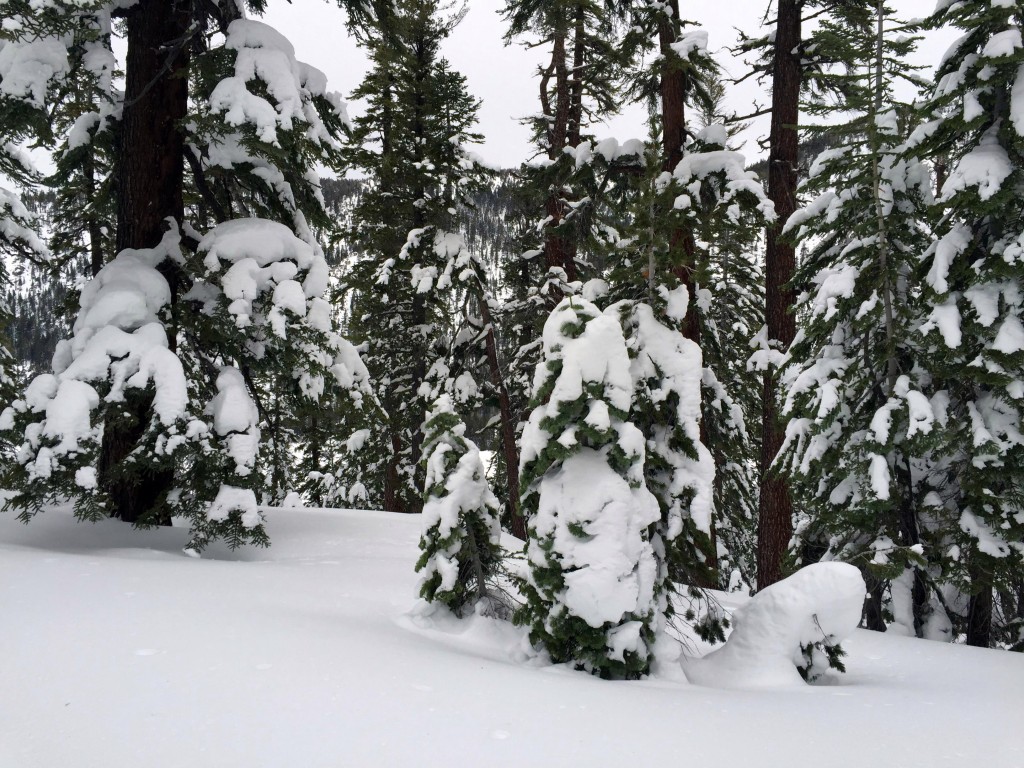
left=3, top=0, right=1024, bottom=764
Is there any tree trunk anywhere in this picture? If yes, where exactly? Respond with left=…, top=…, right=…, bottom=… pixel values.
left=479, top=298, right=526, bottom=540
left=757, top=0, right=801, bottom=589
left=966, top=557, right=992, bottom=648
left=659, top=4, right=701, bottom=344
left=658, top=0, right=717, bottom=584
left=542, top=24, right=578, bottom=292
left=863, top=574, right=887, bottom=632
left=101, top=0, right=190, bottom=524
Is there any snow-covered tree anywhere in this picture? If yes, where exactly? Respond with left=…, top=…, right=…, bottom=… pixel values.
left=907, top=0, right=1024, bottom=647
left=415, top=394, right=502, bottom=615
left=342, top=0, right=489, bottom=513
left=496, top=2, right=643, bottom=521
left=517, top=296, right=660, bottom=679
left=1, top=2, right=370, bottom=551
left=777, top=4, right=947, bottom=638
left=610, top=293, right=716, bottom=621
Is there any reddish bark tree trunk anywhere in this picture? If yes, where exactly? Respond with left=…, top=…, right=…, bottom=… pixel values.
left=757, top=0, right=801, bottom=589
left=101, top=0, right=190, bottom=524
left=542, top=24, right=578, bottom=292
left=479, top=299, right=526, bottom=540
left=658, top=0, right=718, bottom=583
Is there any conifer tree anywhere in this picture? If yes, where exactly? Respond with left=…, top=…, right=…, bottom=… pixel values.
left=1, top=2, right=370, bottom=551
left=415, top=394, right=502, bottom=615
left=342, top=0, right=489, bottom=513
left=497, top=2, right=641, bottom=518
left=777, top=3, right=944, bottom=636
left=908, top=0, right=1024, bottom=647
left=517, top=296, right=660, bottom=679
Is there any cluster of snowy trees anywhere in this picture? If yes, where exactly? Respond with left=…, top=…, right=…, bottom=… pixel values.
left=1, top=0, right=1022, bottom=665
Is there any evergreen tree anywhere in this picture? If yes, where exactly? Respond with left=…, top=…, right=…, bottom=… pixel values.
left=517, top=296, right=660, bottom=679
left=908, top=0, right=1024, bottom=647
left=1, top=2, right=369, bottom=551
left=777, top=3, right=945, bottom=637
left=342, top=0, right=489, bottom=513
left=497, top=2, right=641, bottom=531
left=609, top=293, right=716, bottom=624
left=415, top=394, right=503, bottom=615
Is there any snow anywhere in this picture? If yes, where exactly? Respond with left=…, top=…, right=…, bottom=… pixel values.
left=210, top=19, right=346, bottom=147
left=1, top=505, right=1019, bottom=768
left=522, top=298, right=634, bottom=461
left=209, top=366, right=260, bottom=477
left=684, top=563, right=865, bottom=689
left=207, top=484, right=262, bottom=530
left=530, top=450, right=660, bottom=629
left=1012, top=64, right=1024, bottom=137
left=981, top=28, right=1022, bottom=59
left=939, top=126, right=1012, bottom=202
left=0, top=36, right=69, bottom=107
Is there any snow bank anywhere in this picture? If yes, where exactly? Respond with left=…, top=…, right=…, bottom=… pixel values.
left=684, top=563, right=865, bottom=688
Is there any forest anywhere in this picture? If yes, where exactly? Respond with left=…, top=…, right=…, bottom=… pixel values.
left=1, top=0, right=1023, bottom=694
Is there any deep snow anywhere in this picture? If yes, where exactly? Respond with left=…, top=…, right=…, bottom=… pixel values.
left=1, top=505, right=1021, bottom=768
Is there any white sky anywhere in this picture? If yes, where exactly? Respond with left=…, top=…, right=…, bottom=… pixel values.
left=262, top=0, right=956, bottom=171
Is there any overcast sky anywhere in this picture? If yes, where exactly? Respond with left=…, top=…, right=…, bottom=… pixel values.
left=262, top=1, right=955, bottom=171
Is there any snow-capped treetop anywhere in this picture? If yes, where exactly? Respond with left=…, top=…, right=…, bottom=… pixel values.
left=211, top=19, right=349, bottom=148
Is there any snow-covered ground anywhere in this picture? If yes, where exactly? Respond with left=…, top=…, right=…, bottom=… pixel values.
left=2, top=505, right=1020, bottom=768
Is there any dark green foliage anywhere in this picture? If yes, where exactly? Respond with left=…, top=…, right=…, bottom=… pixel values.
left=341, top=0, right=489, bottom=512
left=415, top=396, right=502, bottom=615
left=778, top=4, right=943, bottom=634
left=906, top=0, right=1024, bottom=646
left=797, top=637, right=848, bottom=683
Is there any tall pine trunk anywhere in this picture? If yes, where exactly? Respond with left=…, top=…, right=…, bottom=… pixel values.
left=100, top=0, right=190, bottom=525
left=658, top=0, right=717, bottom=584
left=757, top=0, right=800, bottom=589
left=542, top=24, right=578, bottom=290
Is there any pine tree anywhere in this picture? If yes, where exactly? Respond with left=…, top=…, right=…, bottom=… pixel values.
left=908, top=0, right=1024, bottom=647
left=415, top=394, right=503, bottom=616
left=517, top=295, right=660, bottom=679
left=497, top=1, right=642, bottom=527
left=1, top=2, right=369, bottom=551
left=777, top=3, right=945, bottom=637
left=342, top=0, right=489, bottom=513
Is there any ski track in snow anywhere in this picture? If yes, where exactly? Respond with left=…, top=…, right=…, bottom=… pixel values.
left=1, top=505, right=1021, bottom=768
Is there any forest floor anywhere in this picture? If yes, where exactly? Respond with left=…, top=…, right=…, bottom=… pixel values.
left=1, top=503, right=1021, bottom=767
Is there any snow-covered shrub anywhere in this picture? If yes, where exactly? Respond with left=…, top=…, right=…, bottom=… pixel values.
left=415, top=395, right=502, bottom=616
left=684, top=562, right=865, bottom=688
left=517, top=296, right=660, bottom=679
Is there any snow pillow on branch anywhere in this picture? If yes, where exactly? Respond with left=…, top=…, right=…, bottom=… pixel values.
left=2, top=226, right=189, bottom=525
left=194, top=18, right=348, bottom=231
left=684, top=563, right=865, bottom=688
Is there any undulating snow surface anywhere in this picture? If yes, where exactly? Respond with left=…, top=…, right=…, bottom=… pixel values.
left=2, top=505, right=1021, bottom=768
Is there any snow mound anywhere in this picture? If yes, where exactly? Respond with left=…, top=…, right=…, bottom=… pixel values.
left=684, top=563, right=865, bottom=688
left=531, top=449, right=659, bottom=632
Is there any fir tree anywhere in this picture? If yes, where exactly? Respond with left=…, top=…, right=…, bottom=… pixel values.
left=777, top=3, right=944, bottom=637
left=415, top=394, right=503, bottom=616
left=342, top=0, right=489, bottom=513
left=517, top=295, right=660, bottom=679
left=908, top=0, right=1024, bottom=647
left=497, top=1, right=642, bottom=526
left=1, top=2, right=369, bottom=551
